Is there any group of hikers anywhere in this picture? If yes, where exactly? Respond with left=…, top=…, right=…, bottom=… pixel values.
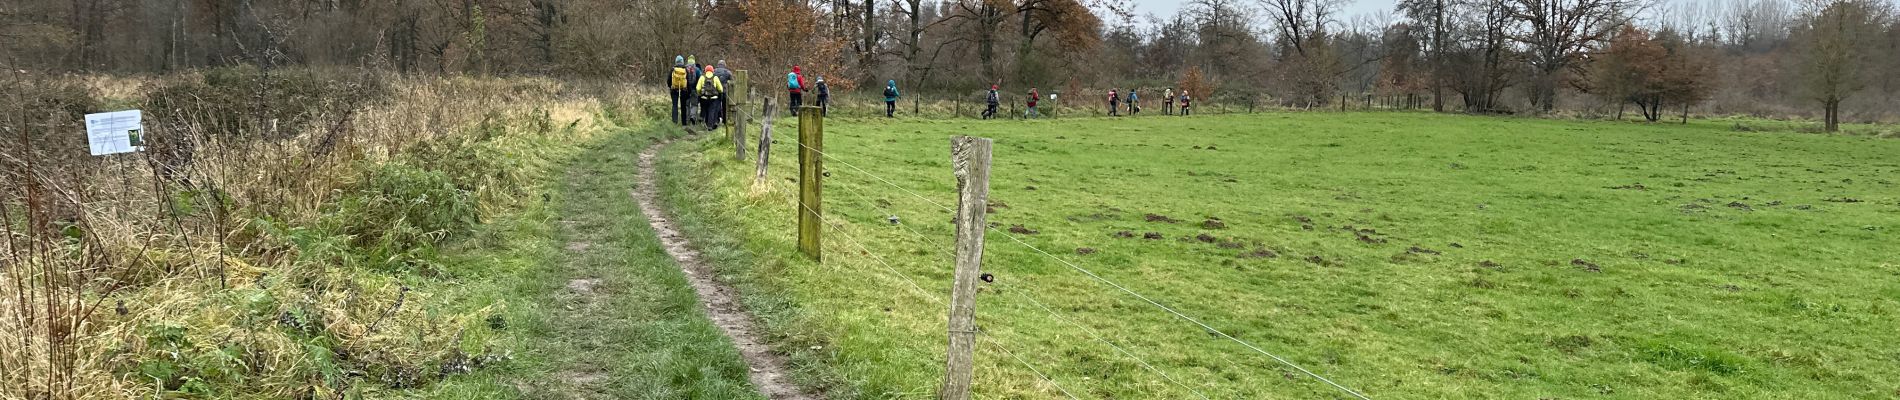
left=671, top=57, right=910, bottom=128
left=980, top=85, right=1045, bottom=120
left=669, top=55, right=738, bottom=130
left=1106, top=88, right=1192, bottom=117
left=670, top=55, right=1190, bottom=125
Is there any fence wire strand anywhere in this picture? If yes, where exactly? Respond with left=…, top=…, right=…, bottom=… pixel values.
left=827, top=177, right=1212, bottom=399
left=790, top=200, right=1080, bottom=399
left=795, top=140, right=1373, bottom=400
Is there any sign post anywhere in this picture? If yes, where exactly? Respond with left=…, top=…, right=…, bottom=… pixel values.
left=85, top=110, right=145, bottom=156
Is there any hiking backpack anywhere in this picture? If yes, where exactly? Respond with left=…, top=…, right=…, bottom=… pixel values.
left=787, top=73, right=801, bottom=90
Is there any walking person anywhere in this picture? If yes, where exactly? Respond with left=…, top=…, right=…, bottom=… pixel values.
left=1179, top=90, right=1192, bottom=116
left=1127, top=89, right=1140, bottom=115
left=714, top=60, right=734, bottom=125
left=1163, top=88, right=1175, bottom=115
left=1108, top=89, right=1120, bottom=116
left=815, top=76, right=830, bottom=116
left=882, top=80, right=901, bottom=118
left=685, top=55, right=702, bottom=124
left=1026, top=87, right=1040, bottom=119
left=983, top=85, right=1000, bottom=120
left=696, top=65, right=726, bottom=130
left=787, top=65, right=805, bottom=116
left=670, top=55, right=689, bottom=125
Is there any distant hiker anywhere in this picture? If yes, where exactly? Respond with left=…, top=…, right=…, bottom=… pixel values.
left=883, top=80, right=901, bottom=117
left=815, top=76, right=830, bottom=116
left=1108, top=89, right=1120, bottom=117
left=685, top=55, right=702, bottom=124
left=1179, top=90, right=1192, bottom=116
left=1127, top=89, right=1141, bottom=115
left=1026, top=87, right=1040, bottom=119
left=787, top=65, right=806, bottom=116
left=714, top=60, right=734, bottom=86
left=1163, top=88, right=1175, bottom=115
left=714, top=60, right=734, bottom=123
left=670, top=55, right=689, bottom=125
left=697, top=65, right=726, bottom=130
left=983, top=85, right=1000, bottom=120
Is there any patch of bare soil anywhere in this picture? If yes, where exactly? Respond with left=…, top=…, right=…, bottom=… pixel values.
left=633, top=142, right=816, bottom=400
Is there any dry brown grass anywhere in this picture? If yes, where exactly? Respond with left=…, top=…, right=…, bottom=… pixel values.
left=1, top=70, right=656, bottom=399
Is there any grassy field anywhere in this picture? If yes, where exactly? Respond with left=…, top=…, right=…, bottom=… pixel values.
left=663, top=111, right=1900, bottom=399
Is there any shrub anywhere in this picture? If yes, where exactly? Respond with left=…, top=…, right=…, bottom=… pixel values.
left=329, top=161, right=477, bottom=273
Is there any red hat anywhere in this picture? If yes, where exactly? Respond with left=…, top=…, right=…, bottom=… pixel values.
left=704, top=65, right=715, bottom=73
left=793, top=65, right=801, bottom=73
left=992, top=85, right=998, bottom=90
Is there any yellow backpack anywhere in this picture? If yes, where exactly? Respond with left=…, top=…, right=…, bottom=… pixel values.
left=671, top=67, right=689, bottom=89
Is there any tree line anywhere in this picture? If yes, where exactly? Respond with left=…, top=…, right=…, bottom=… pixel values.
left=2, top=0, right=1897, bottom=128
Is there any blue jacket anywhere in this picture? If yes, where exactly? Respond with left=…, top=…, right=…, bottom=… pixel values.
left=883, top=81, right=901, bottom=102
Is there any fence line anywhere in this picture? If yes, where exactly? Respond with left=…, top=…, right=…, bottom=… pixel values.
left=824, top=175, right=1214, bottom=399
left=789, top=200, right=1080, bottom=399
left=793, top=140, right=1374, bottom=400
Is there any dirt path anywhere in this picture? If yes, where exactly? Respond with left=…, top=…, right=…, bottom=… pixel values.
left=632, top=140, right=817, bottom=400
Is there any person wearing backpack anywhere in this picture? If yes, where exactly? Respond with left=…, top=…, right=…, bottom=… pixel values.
left=1127, top=89, right=1141, bottom=115
left=883, top=80, right=901, bottom=118
left=697, top=65, right=726, bottom=130
left=815, top=76, right=830, bottom=116
left=983, top=85, right=1000, bottom=119
left=684, top=55, right=702, bottom=124
left=1163, top=88, right=1175, bottom=115
left=1026, top=87, right=1040, bottom=119
left=787, top=66, right=805, bottom=116
left=670, top=55, right=689, bottom=125
left=713, top=60, right=734, bottom=123
left=1107, top=89, right=1120, bottom=116
left=1179, top=90, right=1192, bottom=116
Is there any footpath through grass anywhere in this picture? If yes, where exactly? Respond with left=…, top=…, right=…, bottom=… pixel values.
left=420, top=122, right=762, bottom=399
left=664, top=112, right=1900, bottom=399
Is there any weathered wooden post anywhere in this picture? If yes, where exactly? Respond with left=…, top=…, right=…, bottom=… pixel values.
left=796, top=106, right=823, bottom=261
left=732, top=70, right=749, bottom=161
left=755, top=97, right=776, bottom=185
left=940, top=136, right=992, bottom=400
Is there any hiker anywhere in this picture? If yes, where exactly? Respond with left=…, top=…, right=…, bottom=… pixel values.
left=1179, top=90, right=1192, bottom=116
left=1026, top=87, right=1040, bottom=119
left=787, top=65, right=806, bottom=116
left=714, top=60, right=734, bottom=124
left=1108, top=89, right=1120, bottom=116
left=983, top=85, right=1000, bottom=120
left=670, top=55, right=689, bottom=125
left=1163, top=88, right=1175, bottom=115
left=697, top=65, right=726, bottom=130
left=882, top=80, right=901, bottom=117
left=1127, top=89, right=1141, bottom=115
left=685, top=55, right=702, bottom=124
left=815, top=76, right=830, bottom=116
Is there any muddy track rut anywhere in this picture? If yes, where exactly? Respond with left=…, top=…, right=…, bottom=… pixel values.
left=632, top=139, right=817, bottom=400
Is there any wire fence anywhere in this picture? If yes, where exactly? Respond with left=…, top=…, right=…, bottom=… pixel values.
left=764, top=135, right=1373, bottom=399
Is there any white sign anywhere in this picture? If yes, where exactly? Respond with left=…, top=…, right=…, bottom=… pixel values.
left=85, top=110, right=144, bottom=156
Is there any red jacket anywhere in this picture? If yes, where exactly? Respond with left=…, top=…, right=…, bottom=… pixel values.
left=789, top=67, right=806, bottom=94
left=1027, top=90, right=1039, bottom=106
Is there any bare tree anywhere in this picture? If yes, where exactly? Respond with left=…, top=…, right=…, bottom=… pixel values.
left=1797, top=0, right=1890, bottom=131
left=1506, top=0, right=1649, bottom=113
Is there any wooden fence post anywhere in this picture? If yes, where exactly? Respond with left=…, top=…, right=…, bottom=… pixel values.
left=732, top=70, right=749, bottom=161
left=755, top=97, right=776, bottom=185
left=940, top=135, right=992, bottom=400
left=796, top=106, right=824, bottom=261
